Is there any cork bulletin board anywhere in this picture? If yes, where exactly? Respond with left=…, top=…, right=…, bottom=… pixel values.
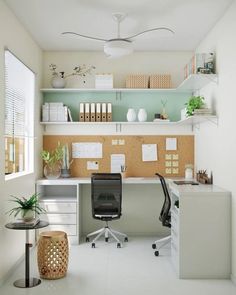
left=43, top=135, right=194, bottom=177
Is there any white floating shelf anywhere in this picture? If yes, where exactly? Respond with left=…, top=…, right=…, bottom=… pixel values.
left=178, top=74, right=218, bottom=91
left=40, top=115, right=217, bottom=127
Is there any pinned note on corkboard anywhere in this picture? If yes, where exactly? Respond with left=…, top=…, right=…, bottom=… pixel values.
left=43, top=135, right=194, bottom=177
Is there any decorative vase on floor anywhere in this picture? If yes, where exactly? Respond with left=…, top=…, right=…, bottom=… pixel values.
left=126, top=108, right=136, bottom=122
left=138, top=108, right=147, bottom=122
left=44, top=163, right=61, bottom=180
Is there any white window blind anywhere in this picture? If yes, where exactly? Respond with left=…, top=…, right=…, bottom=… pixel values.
left=4, top=50, right=35, bottom=177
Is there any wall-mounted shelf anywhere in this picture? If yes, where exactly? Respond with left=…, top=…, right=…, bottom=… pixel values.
left=41, top=74, right=218, bottom=93
left=178, top=74, right=218, bottom=91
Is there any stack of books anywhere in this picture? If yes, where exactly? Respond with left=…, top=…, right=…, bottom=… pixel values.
left=12, top=217, right=40, bottom=228
left=193, top=108, right=212, bottom=116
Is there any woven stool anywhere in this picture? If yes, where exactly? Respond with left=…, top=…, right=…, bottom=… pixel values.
left=37, top=231, right=69, bottom=279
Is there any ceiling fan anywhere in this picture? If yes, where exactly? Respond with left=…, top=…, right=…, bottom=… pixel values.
left=62, top=13, right=174, bottom=58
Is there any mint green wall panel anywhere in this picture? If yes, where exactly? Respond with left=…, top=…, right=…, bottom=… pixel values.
left=43, top=91, right=191, bottom=122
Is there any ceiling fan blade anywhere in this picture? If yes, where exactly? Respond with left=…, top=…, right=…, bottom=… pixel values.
left=62, top=32, right=108, bottom=42
left=125, top=27, right=175, bottom=40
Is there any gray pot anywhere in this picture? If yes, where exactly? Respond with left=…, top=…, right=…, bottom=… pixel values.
left=61, top=169, right=71, bottom=178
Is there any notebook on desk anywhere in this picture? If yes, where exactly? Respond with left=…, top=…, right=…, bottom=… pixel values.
left=173, top=180, right=199, bottom=185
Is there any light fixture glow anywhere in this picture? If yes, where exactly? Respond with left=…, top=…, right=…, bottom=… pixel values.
left=104, top=39, right=133, bottom=58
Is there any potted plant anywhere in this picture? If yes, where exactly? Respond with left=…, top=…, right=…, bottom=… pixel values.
left=61, top=144, right=73, bottom=178
left=7, top=193, right=46, bottom=221
left=185, top=96, right=205, bottom=116
left=41, top=143, right=63, bottom=179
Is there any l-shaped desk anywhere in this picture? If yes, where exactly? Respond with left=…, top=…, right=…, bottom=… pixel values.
left=36, top=177, right=231, bottom=279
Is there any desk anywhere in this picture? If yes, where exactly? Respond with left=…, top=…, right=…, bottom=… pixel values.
left=168, top=180, right=231, bottom=279
left=36, top=177, right=162, bottom=244
left=5, top=221, right=49, bottom=288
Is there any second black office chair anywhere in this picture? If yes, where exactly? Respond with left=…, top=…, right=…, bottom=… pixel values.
left=86, top=173, right=128, bottom=248
left=152, top=172, right=171, bottom=256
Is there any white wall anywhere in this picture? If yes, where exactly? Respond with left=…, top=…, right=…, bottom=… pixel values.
left=0, top=0, right=42, bottom=284
left=194, top=0, right=236, bottom=281
left=43, top=51, right=192, bottom=88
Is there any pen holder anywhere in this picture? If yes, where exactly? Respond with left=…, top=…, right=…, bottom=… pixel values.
left=121, top=171, right=127, bottom=178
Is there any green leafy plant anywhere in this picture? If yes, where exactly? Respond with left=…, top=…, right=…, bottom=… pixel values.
left=185, top=96, right=205, bottom=116
left=6, top=193, right=46, bottom=218
left=41, top=143, right=63, bottom=166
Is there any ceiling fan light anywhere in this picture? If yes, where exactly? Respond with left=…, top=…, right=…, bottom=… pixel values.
left=104, top=39, right=133, bottom=58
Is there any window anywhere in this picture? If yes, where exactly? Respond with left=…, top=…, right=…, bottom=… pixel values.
left=4, top=50, right=35, bottom=179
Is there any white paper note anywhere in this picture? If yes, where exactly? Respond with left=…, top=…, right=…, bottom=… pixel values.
left=142, top=144, right=158, bottom=162
left=87, top=161, right=99, bottom=170
left=111, top=154, right=125, bottom=173
left=166, top=138, right=177, bottom=151
left=72, top=142, right=103, bottom=158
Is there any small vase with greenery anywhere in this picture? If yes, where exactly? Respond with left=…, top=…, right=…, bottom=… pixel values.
left=61, top=144, right=73, bottom=178
left=7, top=193, right=46, bottom=221
left=185, top=96, right=205, bottom=116
left=41, top=143, right=63, bottom=179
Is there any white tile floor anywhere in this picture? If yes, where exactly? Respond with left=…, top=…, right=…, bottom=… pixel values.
left=1, top=236, right=236, bottom=295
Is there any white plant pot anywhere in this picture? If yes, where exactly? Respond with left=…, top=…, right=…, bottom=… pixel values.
left=21, top=209, right=34, bottom=221
left=138, top=108, right=147, bottom=122
left=126, top=108, right=136, bottom=122
left=51, top=76, right=66, bottom=88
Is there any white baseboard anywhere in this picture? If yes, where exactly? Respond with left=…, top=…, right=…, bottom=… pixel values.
left=231, top=274, right=236, bottom=285
left=0, top=253, right=25, bottom=287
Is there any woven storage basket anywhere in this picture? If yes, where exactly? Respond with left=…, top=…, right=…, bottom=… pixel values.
left=150, top=74, right=172, bottom=89
left=37, top=231, right=69, bottom=280
left=126, top=75, right=149, bottom=88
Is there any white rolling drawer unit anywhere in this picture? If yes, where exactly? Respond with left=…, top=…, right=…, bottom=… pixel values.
left=169, top=180, right=231, bottom=279
left=36, top=181, right=81, bottom=244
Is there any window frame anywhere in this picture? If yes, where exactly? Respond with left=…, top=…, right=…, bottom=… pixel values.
left=4, top=49, right=35, bottom=181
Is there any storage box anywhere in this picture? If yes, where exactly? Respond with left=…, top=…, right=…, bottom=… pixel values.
left=149, top=74, right=172, bottom=89
left=95, top=74, right=113, bottom=89
left=126, top=75, right=149, bottom=88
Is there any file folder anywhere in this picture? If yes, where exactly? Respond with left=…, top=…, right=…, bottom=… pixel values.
left=79, top=103, right=85, bottom=122
left=85, top=103, right=90, bottom=122
left=90, top=103, right=96, bottom=122
left=96, top=103, right=101, bottom=122
left=102, top=103, right=107, bottom=122
left=107, top=103, right=112, bottom=122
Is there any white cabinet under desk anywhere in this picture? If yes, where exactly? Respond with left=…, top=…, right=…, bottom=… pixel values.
left=168, top=180, right=231, bottom=279
left=36, top=181, right=81, bottom=244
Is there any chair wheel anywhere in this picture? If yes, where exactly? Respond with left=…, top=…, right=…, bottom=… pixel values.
left=154, top=251, right=159, bottom=256
left=117, top=243, right=121, bottom=248
left=105, top=237, right=109, bottom=242
left=152, top=243, right=156, bottom=249
left=86, top=237, right=89, bottom=242
left=124, top=237, right=128, bottom=242
left=91, top=243, right=95, bottom=248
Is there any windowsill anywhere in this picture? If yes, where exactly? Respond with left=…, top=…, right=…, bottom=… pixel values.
left=5, top=171, right=34, bottom=181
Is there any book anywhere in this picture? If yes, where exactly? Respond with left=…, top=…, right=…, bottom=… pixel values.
left=12, top=218, right=40, bottom=228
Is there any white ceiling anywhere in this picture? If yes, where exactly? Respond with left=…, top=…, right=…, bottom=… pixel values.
left=4, top=0, right=233, bottom=51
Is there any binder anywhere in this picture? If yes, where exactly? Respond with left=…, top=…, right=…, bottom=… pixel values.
left=102, top=103, right=107, bottom=122
left=79, top=103, right=85, bottom=122
left=42, top=103, right=49, bottom=122
left=96, top=103, right=101, bottom=122
left=90, top=103, right=96, bottom=122
left=85, top=103, right=90, bottom=122
left=107, top=103, right=112, bottom=122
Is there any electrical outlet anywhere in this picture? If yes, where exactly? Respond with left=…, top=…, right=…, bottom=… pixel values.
left=112, top=139, right=118, bottom=145
left=165, top=168, right=172, bottom=174
left=172, top=161, right=179, bottom=167
left=172, top=154, right=179, bottom=160
left=165, top=161, right=172, bottom=167
left=165, top=154, right=172, bottom=160
left=172, top=168, right=179, bottom=174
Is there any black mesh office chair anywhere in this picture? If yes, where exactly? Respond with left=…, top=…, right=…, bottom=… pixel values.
left=86, top=173, right=128, bottom=248
left=152, top=172, right=171, bottom=256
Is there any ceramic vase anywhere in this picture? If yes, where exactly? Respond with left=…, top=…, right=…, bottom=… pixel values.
left=126, top=108, right=136, bottom=122
left=44, top=163, right=61, bottom=180
left=51, top=76, right=66, bottom=88
left=21, top=209, right=34, bottom=222
left=138, top=108, right=147, bottom=122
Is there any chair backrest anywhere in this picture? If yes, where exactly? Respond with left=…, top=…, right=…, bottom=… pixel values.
left=91, top=173, right=122, bottom=220
left=155, top=173, right=171, bottom=228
